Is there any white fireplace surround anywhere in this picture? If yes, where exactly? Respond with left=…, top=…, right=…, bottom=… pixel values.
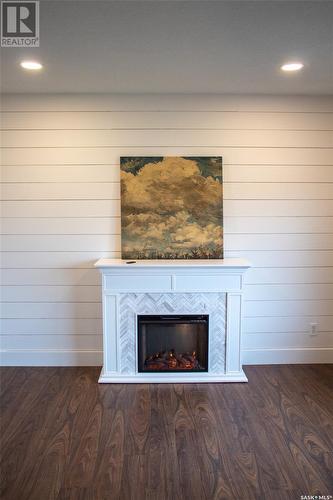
left=95, top=258, right=251, bottom=383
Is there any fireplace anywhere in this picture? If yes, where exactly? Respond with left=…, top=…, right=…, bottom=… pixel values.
left=95, top=258, right=250, bottom=383
left=137, top=314, right=209, bottom=372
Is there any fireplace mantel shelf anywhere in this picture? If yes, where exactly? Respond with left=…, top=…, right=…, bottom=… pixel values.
left=96, top=257, right=251, bottom=383
left=95, top=258, right=251, bottom=269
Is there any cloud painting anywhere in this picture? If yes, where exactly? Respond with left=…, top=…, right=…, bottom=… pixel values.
left=120, top=156, right=223, bottom=259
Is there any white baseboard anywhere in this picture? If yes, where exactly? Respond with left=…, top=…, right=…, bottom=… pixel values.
left=0, top=350, right=103, bottom=366
left=1, top=348, right=332, bottom=367
left=243, top=348, right=333, bottom=365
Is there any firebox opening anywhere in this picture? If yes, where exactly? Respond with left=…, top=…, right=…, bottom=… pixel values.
left=137, top=314, right=209, bottom=373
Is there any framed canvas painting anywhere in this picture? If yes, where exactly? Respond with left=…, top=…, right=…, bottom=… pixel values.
left=120, top=156, right=223, bottom=259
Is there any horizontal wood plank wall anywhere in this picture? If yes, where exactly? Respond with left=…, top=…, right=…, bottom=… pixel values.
left=1, top=94, right=333, bottom=366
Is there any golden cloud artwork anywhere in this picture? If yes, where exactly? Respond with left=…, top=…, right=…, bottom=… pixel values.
left=120, top=156, right=223, bottom=259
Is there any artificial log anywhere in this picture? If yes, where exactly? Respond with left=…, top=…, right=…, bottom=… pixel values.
left=144, top=350, right=201, bottom=371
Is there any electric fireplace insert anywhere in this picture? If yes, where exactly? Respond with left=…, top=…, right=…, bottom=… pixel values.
left=137, top=314, right=209, bottom=372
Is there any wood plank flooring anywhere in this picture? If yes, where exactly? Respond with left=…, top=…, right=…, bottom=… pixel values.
left=1, top=365, right=332, bottom=500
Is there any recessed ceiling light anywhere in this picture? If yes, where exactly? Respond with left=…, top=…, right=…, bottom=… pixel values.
left=281, top=62, right=304, bottom=72
left=20, top=61, right=43, bottom=70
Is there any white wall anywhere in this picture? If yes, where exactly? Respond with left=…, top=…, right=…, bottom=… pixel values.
left=1, top=94, right=333, bottom=366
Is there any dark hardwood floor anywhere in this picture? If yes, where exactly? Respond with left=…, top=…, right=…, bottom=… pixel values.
left=1, top=365, right=332, bottom=500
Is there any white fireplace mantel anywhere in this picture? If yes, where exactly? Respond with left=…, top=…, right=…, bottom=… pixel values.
left=95, top=258, right=251, bottom=383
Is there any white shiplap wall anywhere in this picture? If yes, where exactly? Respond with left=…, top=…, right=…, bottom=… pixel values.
left=1, top=94, right=333, bottom=366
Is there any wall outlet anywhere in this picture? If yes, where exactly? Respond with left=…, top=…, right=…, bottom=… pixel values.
left=309, top=322, right=318, bottom=336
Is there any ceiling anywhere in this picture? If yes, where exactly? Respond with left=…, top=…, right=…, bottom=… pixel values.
left=1, top=0, right=333, bottom=94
